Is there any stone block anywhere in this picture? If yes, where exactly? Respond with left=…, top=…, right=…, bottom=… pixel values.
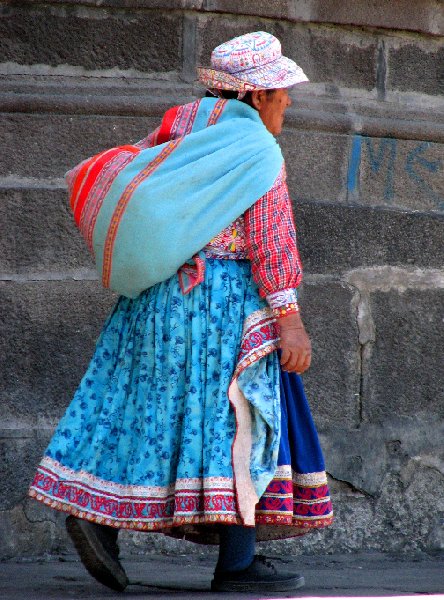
left=293, top=201, right=444, bottom=274
left=0, top=281, right=116, bottom=425
left=202, top=0, right=292, bottom=22
left=387, top=40, right=444, bottom=96
left=297, top=281, right=361, bottom=429
left=347, top=134, right=444, bottom=212
left=363, top=289, right=444, bottom=422
left=0, top=5, right=182, bottom=73
left=0, top=430, right=52, bottom=510
left=373, top=466, right=444, bottom=553
left=0, top=503, right=66, bottom=559
left=320, top=427, right=388, bottom=498
left=320, top=415, right=443, bottom=496
left=273, top=22, right=378, bottom=91
left=0, top=188, right=93, bottom=273
left=19, top=0, right=205, bottom=8
left=20, top=1, right=444, bottom=37
left=280, top=130, right=349, bottom=203
left=196, top=13, right=269, bottom=70
left=302, top=0, right=444, bottom=37
left=0, top=113, right=160, bottom=179
left=202, top=0, right=444, bottom=37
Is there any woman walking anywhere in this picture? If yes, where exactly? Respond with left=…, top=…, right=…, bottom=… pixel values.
left=29, top=31, right=333, bottom=593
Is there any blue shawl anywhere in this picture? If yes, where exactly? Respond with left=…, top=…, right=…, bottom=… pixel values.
left=69, top=98, right=284, bottom=298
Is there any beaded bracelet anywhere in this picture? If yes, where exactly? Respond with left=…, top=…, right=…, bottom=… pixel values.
left=272, top=302, right=300, bottom=319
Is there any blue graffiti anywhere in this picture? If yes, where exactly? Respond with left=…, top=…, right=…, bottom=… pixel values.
left=347, top=134, right=443, bottom=209
left=347, top=134, right=362, bottom=194
left=406, top=142, right=443, bottom=210
left=347, top=135, right=397, bottom=201
left=364, top=137, right=397, bottom=201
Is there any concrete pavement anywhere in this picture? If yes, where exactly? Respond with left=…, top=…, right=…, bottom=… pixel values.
left=0, top=552, right=443, bottom=599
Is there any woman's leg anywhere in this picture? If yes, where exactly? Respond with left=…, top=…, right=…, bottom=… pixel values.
left=216, top=525, right=256, bottom=572
left=213, top=524, right=304, bottom=592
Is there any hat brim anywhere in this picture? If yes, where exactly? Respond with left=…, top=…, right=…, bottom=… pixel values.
left=197, top=56, right=309, bottom=91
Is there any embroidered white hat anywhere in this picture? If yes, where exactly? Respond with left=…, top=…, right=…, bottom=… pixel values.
left=197, top=31, right=309, bottom=92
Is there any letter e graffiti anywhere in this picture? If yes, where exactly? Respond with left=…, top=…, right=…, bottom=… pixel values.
left=406, top=142, right=443, bottom=210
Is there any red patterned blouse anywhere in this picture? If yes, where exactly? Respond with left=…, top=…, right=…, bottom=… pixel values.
left=204, top=164, right=302, bottom=314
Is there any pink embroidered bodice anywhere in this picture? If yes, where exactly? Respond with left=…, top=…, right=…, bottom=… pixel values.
left=204, top=216, right=248, bottom=259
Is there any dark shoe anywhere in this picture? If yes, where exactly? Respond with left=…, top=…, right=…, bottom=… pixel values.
left=211, top=555, right=304, bottom=592
left=66, top=515, right=128, bottom=592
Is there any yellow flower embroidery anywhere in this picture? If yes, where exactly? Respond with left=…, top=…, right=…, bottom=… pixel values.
left=230, top=228, right=237, bottom=252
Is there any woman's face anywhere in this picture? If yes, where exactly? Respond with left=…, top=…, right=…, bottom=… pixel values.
left=253, top=88, right=292, bottom=136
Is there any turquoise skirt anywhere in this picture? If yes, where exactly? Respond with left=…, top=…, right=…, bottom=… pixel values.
left=30, top=259, right=332, bottom=541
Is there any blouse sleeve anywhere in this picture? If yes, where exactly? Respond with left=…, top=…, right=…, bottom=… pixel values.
left=244, top=164, right=303, bottom=316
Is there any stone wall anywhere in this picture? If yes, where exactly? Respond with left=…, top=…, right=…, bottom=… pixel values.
left=1, top=0, right=443, bottom=559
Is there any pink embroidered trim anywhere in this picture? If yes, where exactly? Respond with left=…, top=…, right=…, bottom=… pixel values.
left=171, top=100, right=200, bottom=138
left=233, top=308, right=279, bottom=379
left=178, top=255, right=206, bottom=295
left=207, top=99, right=227, bottom=126
left=79, top=151, right=136, bottom=254
left=28, top=456, right=333, bottom=533
left=266, top=288, right=298, bottom=309
left=29, top=458, right=239, bottom=530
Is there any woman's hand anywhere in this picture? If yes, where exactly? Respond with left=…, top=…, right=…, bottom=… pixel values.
left=278, top=312, right=311, bottom=374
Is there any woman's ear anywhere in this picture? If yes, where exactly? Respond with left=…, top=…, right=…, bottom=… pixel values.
left=251, top=90, right=267, bottom=111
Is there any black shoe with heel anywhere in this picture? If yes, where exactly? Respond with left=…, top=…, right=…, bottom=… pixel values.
left=66, top=515, right=128, bottom=592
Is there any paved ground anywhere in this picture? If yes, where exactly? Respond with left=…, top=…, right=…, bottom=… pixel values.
left=1, top=553, right=443, bottom=599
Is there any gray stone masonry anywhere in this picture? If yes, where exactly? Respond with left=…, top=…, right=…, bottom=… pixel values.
left=0, top=5, right=183, bottom=73
left=21, top=0, right=444, bottom=36
left=0, top=0, right=443, bottom=560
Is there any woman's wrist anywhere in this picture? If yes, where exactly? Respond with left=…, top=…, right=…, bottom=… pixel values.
left=277, top=311, right=304, bottom=329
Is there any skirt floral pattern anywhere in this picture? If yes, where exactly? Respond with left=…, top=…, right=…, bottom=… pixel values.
left=29, top=258, right=333, bottom=541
